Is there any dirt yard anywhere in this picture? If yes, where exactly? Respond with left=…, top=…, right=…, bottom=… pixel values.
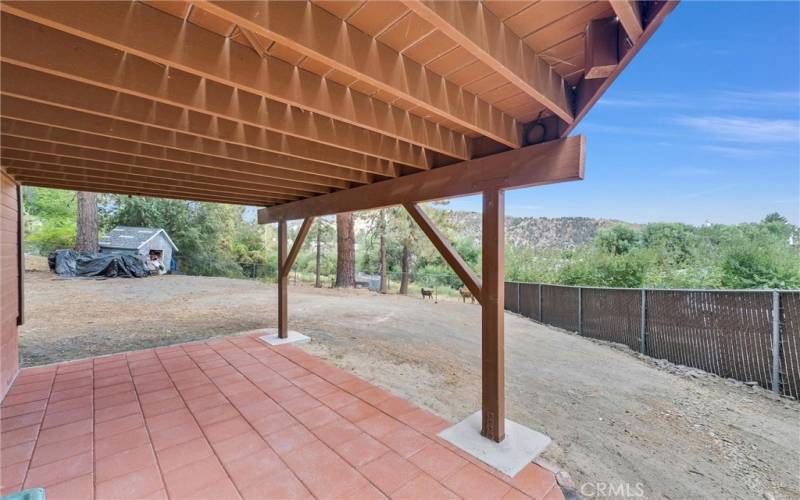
left=19, top=272, right=800, bottom=499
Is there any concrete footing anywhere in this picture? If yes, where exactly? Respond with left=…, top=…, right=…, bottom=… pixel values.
left=438, top=411, right=551, bottom=477
left=258, top=328, right=310, bottom=346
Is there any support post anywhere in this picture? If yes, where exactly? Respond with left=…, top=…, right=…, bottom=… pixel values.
left=576, top=287, right=582, bottom=335
left=639, top=289, right=647, bottom=354
left=538, top=284, right=543, bottom=322
left=481, top=189, right=505, bottom=442
left=772, top=291, right=782, bottom=394
left=277, top=217, right=315, bottom=339
left=277, top=220, right=288, bottom=339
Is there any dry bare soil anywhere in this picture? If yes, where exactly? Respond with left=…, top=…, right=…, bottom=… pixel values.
left=20, top=272, right=800, bottom=499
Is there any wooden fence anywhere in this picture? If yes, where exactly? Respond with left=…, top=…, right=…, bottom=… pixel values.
left=504, top=283, right=800, bottom=398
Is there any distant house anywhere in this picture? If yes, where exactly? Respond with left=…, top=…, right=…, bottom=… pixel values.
left=99, top=226, right=178, bottom=271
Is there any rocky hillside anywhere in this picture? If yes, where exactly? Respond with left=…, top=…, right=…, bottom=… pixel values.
left=437, top=210, right=635, bottom=250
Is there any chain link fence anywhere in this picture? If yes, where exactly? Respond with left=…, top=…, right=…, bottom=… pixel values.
left=504, top=282, right=800, bottom=399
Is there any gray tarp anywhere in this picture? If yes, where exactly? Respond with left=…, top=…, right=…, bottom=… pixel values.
left=48, top=250, right=149, bottom=278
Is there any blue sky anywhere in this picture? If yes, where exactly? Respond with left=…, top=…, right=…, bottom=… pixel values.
left=446, top=1, right=800, bottom=225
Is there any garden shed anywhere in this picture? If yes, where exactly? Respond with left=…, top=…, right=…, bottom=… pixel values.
left=99, top=226, right=177, bottom=271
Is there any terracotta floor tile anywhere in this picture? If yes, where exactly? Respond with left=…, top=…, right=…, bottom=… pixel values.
left=0, top=461, right=28, bottom=489
left=318, top=389, right=360, bottom=410
left=225, top=448, right=285, bottom=489
left=292, top=373, right=325, bottom=388
left=36, top=419, right=92, bottom=447
left=42, top=406, right=92, bottom=429
left=203, top=416, right=252, bottom=444
left=30, top=433, right=92, bottom=467
left=155, top=437, right=214, bottom=473
left=408, top=444, right=468, bottom=482
left=141, top=396, right=185, bottom=418
left=5, top=389, right=48, bottom=406
left=95, top=412, right=145, bottom=440
left=282, top=440, right=368, bottom=498
left=250, top=410, right=298, bottom=437
left=1, top=425, right=40, bottom=448
left=183, top=476, right=242, bottom=499
left=357, top=387, right=393, bottom=406
left=357, top=413, right=405, bottom=439
left=336, top=378, right=374, bottom=395
left=511, top=464, right=557, bottom=499
left=336, top=400, right=381, bottom=423
left=41, top=473, right=93, bottom=500
left=334, top=433, right=390, bottom=468
left=267, top=385, right=306, bottom=404
left=0, top=400, right=48, bottom=419
left=301, top=380, right=340, bottom=399
left=264, top=424, right=319, bottom=455
left=95, top=391, right=139, bottom=411
left=376, top=396, right=418, bottom=419
left=96, top=444, right=158, bottom=483
left=212, top=430, right=268, bottom=464
left=0, top=440, right=35, bottom=467
left=399, top=409, right=451, bottom=436
left=194, top=404, right=240, bottom=426
left=359, top=451, right=422, bottom=495
left=348, top=481, right=390, bottom=499
left=312, top=417, right=364, bottom=449
left=282, top=394, right=322, bottom=416
left=239, top=467, right=312, bottom=500
left=178, top=383, right=219, bottom=401
left=163, top=455, right=229, bottom=498
left=503, top=488, right=534, bottom=499
left=235, top=399, right=282, bottom=421
left=149, top=421, right=203, bottom=451
left=380, top=425, right=433, bottom=459
left=139, top=388, right=181, bottom=405
left=95, top=401, right=141, bottom=424
left=96, top=464, right=164, bottom=499
left=185, top=392, right=229, bottom=413
left=146, top=408, right=195, bottom=432
left=24, top=451, right=92, bottom=488
left=94, top=382, right=135, bottom=399
left=96, top=426, right=150, bottom=458
left=1, top=412, right=43, bottom=432
left=443, top=463, right=512, bottom=499
left=391, top=473, right=459, bottom=500
left=294, top=405, right=340, bottom=430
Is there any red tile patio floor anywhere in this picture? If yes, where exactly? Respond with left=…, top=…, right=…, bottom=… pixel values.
left=0, top=334, right=563, bottom=499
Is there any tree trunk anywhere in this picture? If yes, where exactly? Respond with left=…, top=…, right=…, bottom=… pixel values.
left=75, top=191, right=99, bottom=252
left=315, top=223, right=322, bottom=288
left=379, top=232, right=388, bottom=294
left=400, top=244, right=411, bottom=295
left=335, top=213, right=355, bottom=287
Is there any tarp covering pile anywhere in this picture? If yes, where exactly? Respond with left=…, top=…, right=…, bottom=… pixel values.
left=48, top=250, right=149, bottom=278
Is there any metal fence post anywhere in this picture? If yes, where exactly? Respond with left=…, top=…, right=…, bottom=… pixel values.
left=577, top=287, right=582, bottom=335
left=538, top=284, right=543, bottom=322
left=639, top=289, right=647, bottom=354
left=772, top=291, right=782, bottom=394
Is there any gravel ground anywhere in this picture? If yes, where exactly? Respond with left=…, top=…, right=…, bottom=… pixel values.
left=19, top=272, right=800, bottom=499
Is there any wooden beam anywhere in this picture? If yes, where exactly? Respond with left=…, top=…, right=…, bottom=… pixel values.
left=402, top=0, right=573, bottom=124
left=0, top=14, right=429, bottom=171
left=282, top=218, right=316, bottom=280
left=7, top=173, right=274, bottom=206
left=201, top=1, right=521, bottom=149
left=277, top=220, right=288, bottom=339
left=481, top=188, right=505, bottom=442
left=0, top=1, right=471, bottom=160
left=259, top=136, right=584, bottom=223
left=403, top=203, right=482, bottom=302
left=0, top=61, right=397, bottom=179
left=611, top=0, right=644, bottom=43
left=584, top=17, right=620, bottom=80
left=0, top=158, right=294, bottom=203
left=0, top=132, right=342, bottom=194
left=567, top=1, right=679, bottom=135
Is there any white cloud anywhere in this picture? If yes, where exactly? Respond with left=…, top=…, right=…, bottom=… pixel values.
left=674, top=115, right=800, bottom=143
